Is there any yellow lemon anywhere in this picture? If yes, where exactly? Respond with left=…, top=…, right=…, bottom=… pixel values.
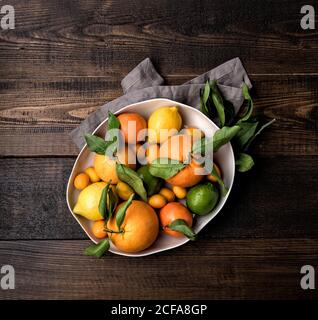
left=148, top=106, right=182, bottom=143
left=73, top=182, right=117, bottom=221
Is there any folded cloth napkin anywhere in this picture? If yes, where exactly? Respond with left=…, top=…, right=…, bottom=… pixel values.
left=71, top=57, right=252, bottom=149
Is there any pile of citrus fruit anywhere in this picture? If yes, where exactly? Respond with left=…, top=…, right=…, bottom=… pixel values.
left=72, top=106, right=226, bottom=257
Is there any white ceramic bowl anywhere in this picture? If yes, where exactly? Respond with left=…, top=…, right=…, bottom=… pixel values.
left=66, top=98, right=235, bottom=257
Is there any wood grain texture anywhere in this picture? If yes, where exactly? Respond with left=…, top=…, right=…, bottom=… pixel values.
left=0, top=0, right=317, bottom=300
left=0, top=0, right=318, bottom=80
left=0, top=239, right=317, bottom=299
left=1, top=75, right=318, bottom=156
left=1, top=156, right=317, bottom=240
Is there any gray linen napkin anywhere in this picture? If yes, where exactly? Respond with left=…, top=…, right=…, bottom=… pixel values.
left=70, top=57, right=252, bottom=149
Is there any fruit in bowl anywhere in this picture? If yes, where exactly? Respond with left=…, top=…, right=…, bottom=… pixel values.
left=66, top=98, right=236, bottom=258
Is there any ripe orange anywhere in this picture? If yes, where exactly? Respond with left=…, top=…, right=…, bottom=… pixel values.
left=159, top=134, right=192, bottom=163
left=107, top=200, right=159, bottom=253
left=183, top=127, right=204, bottom=141
left=92, top=220, right=107, bottom=239
left=159, top=188, right=175, bottom=202
left=146, top=144, right=160, bottom=164
left=148, top=194, right=167, bottom=209
left=166, top=160, right=205, bottom=188
left=74, top=172, right=90, bottom=190
left=117, top=113, right=147, bottom=144
left=94, top=145, right=136, bottom=184
left=159, top=202, right=193, bottom=238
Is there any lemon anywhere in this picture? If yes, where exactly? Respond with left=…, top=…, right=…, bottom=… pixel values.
left=148, top=106, right=182, bottom=143
left=73, top=182, right=110, bottom=221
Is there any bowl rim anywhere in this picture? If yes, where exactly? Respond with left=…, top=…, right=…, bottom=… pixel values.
left=66, top=98, right=235, bottom=257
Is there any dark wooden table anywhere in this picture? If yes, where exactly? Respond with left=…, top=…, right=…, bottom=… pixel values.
left=0, top=0, right=317, bottom=299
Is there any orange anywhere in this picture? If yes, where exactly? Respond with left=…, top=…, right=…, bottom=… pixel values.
left=172, top=186, right=187, bottom=199
left=74, top=173, right=90, bottom=190
left=92, top=220, right=107, bottom=239
left=159, top=202, right=193, bottom=238
left=94, top=145, right=136, bottom=184
left=146, top=144, right=160, bottom=164
left=107, top=200, right=159, bottom=253
left=117, top=113, right=147, bottom=144
left=207, top=163, right=222, bottom=183
left=159, top=134, right=192, bottom=163
left=167, top=160, right=205, bottom=188
left=159, top=188, right=175, bottom=202
left=148, top=194, right=167, bottom=209
left=183, top=127, right=204, bottom=141
left=84, top=167, right=100, bottom=183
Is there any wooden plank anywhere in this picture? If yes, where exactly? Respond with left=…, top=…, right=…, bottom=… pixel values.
left=0, top=156, right=317, bottom=240
left=0, top=0, right=318, bottom=79
left=1, top=75, right=318, bottom=156
left=0, top=239, right=317, bottom=299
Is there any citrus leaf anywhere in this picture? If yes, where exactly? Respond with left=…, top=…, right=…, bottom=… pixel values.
left=84, top=239, right=110, bottom=258
left=235, top=153, right=254, bottom=172
left=108, top=111, right=120, bottom=130
left=200, top=94, right=209, bottom=117
left=235, top=120, right=259, bottom=150
left=149, top=158, right=186, bottom=180
left=244, top=118, right=276, bottom=150
left=168, top=219, right=197, bottom=241
left=107, top=186, right=118, bottom=221
left=116, top=164, right=147, bottom=201
left=192, top=137, right=214, bottom=156
left=213, top=126, right=241, bottom=152
left=211, top=81, right=225, bottom=127
left=98, top=183, right=110, bottom=219
left=237, top=84, right=253, bottom=123
left=116, top=193, right=134, bottom=230
left=202, top=80, right=210, bottom=104
left=84, top=134, right=108, bottom=155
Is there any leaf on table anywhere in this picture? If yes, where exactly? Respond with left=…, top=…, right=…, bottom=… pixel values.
left=84, top=239, right=110, bottom=258
left=213, top=126, right=241, bottom=152
left=235, top=153, right=255, bottom=172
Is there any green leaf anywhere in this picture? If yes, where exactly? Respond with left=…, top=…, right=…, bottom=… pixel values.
left=84, top=134, right=108, bottom=155
left=213, top=126, right=241, bottom=152
left=107, top=187, right=118, bottom=220
left=168, top=219, right=197, bottom=241
left=245, top=118, right=276, bottom=150
left=210, top=164, right=228, bottom=197
left=98, top=183, right=110, bottom=219
left=235, top=120, right=259, bottom=150
left=116, top=193, right=134, bottom=230
left=192, top=137, right=214, bottom=156
left=149, top=158, right=186, bottom=180
left=116, top=164, right=147, bottom=201
left=202, top=80, right=210, bottom=104
left=237, top=84, right=253, bottom=123
left=235, top=153, right=255, bottom=172
left=108, top=111, right=120, bottom=130
left=84, top=239, right=110, bottom=258
left=200, top=91, right=209, bottom=117
left=211, top=81, right=225, bottom=127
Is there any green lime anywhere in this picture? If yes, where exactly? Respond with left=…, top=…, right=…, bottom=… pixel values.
left=137, top=165, right=163, bottom=196
left=186, top=183, right=219, bottom=215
